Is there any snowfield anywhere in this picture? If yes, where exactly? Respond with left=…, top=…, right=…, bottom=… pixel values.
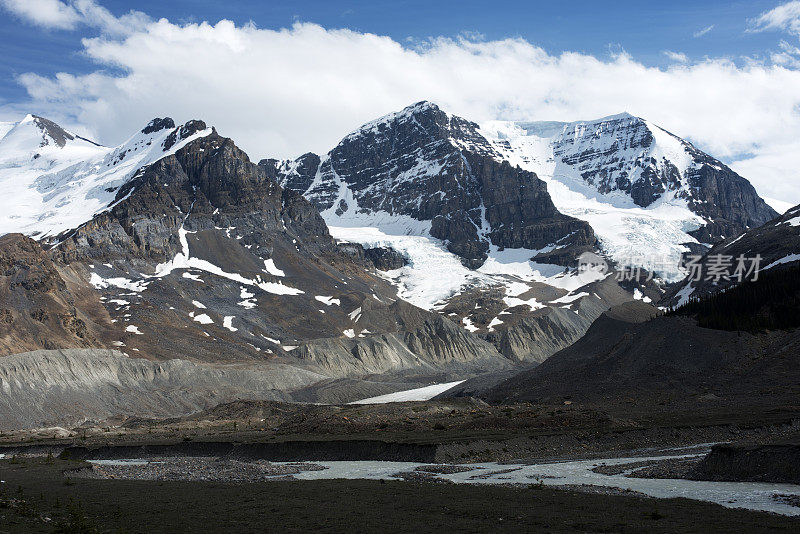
left=480, top=115, right=705, bottom=281
left=0, top=115, right=212, bottom=239
left=349, top=380, right=466, bottom=404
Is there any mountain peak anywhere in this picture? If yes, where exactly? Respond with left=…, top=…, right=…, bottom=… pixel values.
left=142, top=117, right=176, bottom=135
left=596, top=111, right=636, bottom=121
left=343, top=100, right=445, bottom=142
left=12, top=114, right=78, bottom=148
left=403, top=100, right=441, bottom=114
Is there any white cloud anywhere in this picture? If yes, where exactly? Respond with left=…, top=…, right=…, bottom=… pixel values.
left=0, top=0, right=80, bottom=30
left=771, top=40, right=800, bottom=68
left=663, top=50, right=689, bottom=63
left=3, top=9, right=800, bottom=205
left=0, top=0, right=148, bottom=35
left=749, top=1, right=800, bottom=36
left=693, top=25, right=715, bottom=38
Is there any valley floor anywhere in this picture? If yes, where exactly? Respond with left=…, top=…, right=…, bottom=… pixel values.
left=1, top=397, right=800, bottom=532
left=1, top=457, right=799, bottom=533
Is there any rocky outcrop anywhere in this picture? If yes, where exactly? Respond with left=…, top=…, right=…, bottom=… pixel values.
left=54, top=127, right=333, bottom=265
left=683, top=151, right=778, bottom=244
left=364, top=246, right=407, bottom=270
left=0, top=234, right=117, bottom=355
left=260, top=152, right=320, bottom=194
left=28, top=114, right=99, bottom=148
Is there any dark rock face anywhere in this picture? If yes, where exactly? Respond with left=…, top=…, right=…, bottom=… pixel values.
left=1, top=233, right=65, bottom=293
left=29, top=115, right=77, bottom=148
left=141, top=117, right=176, bottom=135
left=55, top=129, right=332, bottom=265
left=364, top=247, right=407, bottom=271
left=663, top=203, right=800, bottom=305
left=684, top=159, right=779, bottom=243
left=553, top=114, right=673, bottom=208
left=260, top=152, right=320, bottom=194
left=162, top=119, right=207, bottom=151
left=274, top=101, right=595, bottom=267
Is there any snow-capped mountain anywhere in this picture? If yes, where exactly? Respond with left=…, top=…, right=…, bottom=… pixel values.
left=1, top=113, right=538, bottom=401
left=0, top=115, right=212, bottom=240
left=262, top=103, right=653, bottom=368
left=265, top=101, right=595, bottom=270
left=481, top=113, right=777, bottom=279
left=0, top=103, right=779, bottom=396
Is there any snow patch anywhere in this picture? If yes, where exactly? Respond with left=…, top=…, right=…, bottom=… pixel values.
left=762, top=254, right=800, bottom=271
left=315, top=295, right=341, bottom=306
left=89, top=272, right=149, bottom=293
left=192, top=313, right=213, bottom=325
left=350, top=380, right=467, bottom=404
left=263, top=258, right=286, bottom=277
left=222, top=316, right=237, bottom=332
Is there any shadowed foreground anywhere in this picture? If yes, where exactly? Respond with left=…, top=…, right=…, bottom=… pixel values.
left=1, top=458, right=799, bottom=533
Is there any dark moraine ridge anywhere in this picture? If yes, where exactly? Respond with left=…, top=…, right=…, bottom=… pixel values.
left=691, top=444, right=800, bottom=484
left=58, top=440, right=438, bottom=463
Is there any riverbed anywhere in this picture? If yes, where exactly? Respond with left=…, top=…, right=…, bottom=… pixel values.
left=82, top=451, right=800, bottom=516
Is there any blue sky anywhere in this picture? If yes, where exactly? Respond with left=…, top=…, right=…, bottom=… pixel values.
left=1, top=0, right=800, bottom=205
left=0, top=0, right=787, bottom=105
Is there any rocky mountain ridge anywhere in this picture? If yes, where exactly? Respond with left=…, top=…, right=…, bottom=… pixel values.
left=265, top=101, right=596, bottom=269
left=0, top=102, right=787, bottom=429
left=0, top=113, right=559, bottom=412
left=481, top=112, right=778, bottom=279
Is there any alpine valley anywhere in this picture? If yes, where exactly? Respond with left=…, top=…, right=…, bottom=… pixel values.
left=0, top=101, right=794, bottom=432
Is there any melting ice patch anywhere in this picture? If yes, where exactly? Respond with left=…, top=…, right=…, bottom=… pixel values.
left=89, top=273, right=149, bottom=293
left=762, top=254, right=800, bottom=271
left=125, top=325, right=143, bottom=335
left=190, top=312, right=213, bottom=325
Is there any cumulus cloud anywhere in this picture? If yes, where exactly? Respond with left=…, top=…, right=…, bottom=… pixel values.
left=693, top=25, right=715, bottom=38
left=0, top=0, right=81, bottom=30
left=3, top=6, right=800, bottom=204
left=749, top=1, right=800, bottom=36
